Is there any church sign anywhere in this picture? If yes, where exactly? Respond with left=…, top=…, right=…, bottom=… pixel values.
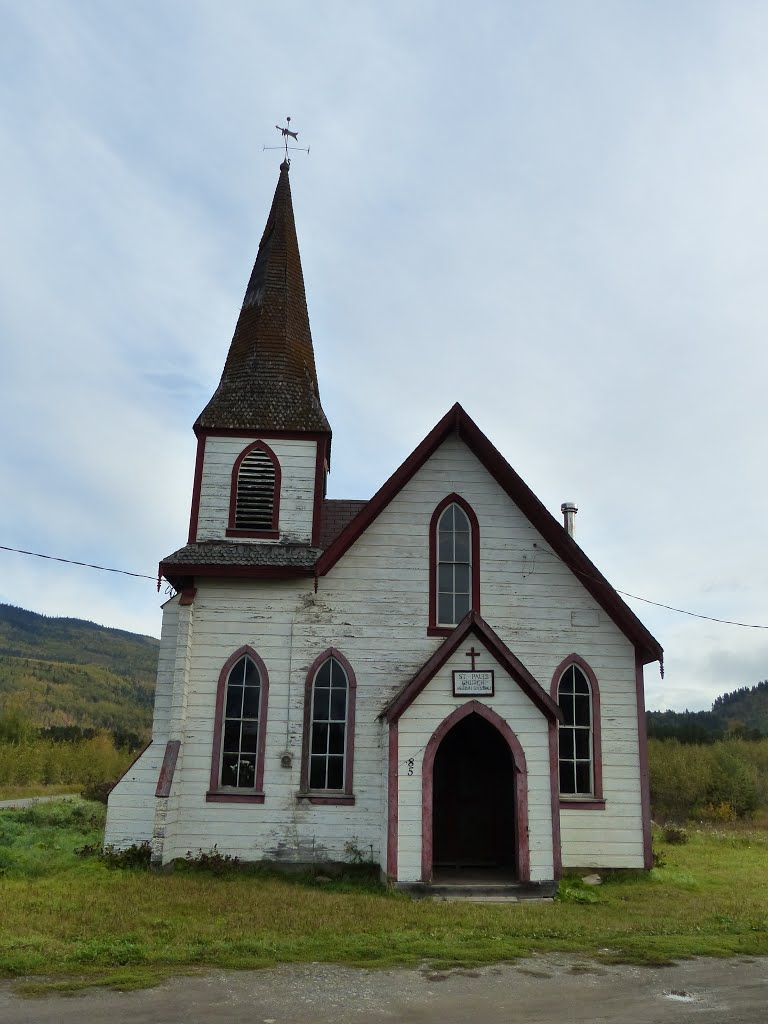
left=453, top=645, right=494, bottom=696
left=452, top=669, right=495, bottom=696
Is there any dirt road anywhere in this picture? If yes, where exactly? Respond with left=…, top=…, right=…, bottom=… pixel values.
left=1, top=954, right=766, bottom=1023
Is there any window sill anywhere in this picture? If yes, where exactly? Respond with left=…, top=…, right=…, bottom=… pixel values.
left=206, top=791, right=265, bottom=804
left=559, top=797, right=605, bottom=810
left=296, top=792, right=356, bottom=806
left=225, top=529, right=279, bottom=540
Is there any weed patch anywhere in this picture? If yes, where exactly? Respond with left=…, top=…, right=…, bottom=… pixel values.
left=0, top=798, right=105, bottom=878
left=81, top=841, right=153, bottom=869
left=555, top=879, right=603, bottom=904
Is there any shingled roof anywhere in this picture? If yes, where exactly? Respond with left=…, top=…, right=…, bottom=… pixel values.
left=159, top=499, right=369, bottom=589
left=195, top=160, right=331, bottom=434
left=318, top=499, right=368, bottom=549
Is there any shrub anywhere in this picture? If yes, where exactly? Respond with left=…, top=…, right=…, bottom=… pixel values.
left=695, top=801, right=737, bottom=823
left=183, top=845, right=241, bottom=874
left=662, top=824, right=688, bottom=845
left=649, top=737, right=767, bottom=820
left=706, top=746, right=759, bottom=818
left=100, top=842, right=153, bottom=869
left=0, top=734, right=133, bottom=787
left=81, top=781, right=116, bottom=804
left=649, top=738, right=711, bottom=820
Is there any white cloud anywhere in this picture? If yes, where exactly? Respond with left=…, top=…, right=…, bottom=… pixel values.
left=1, top=1, right=766, bottom=710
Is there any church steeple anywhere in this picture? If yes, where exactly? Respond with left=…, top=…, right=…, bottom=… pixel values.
left=195, top=160, right=331, bottom=435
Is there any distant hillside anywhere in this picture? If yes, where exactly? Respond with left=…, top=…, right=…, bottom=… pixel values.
left=712, top=680, right=768, bottom=733
left=0, top=604, right=159, bottom=740
left=648, top=679, right=768, bottom=742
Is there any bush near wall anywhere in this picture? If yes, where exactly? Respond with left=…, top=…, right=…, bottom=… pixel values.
left=649, top=737, right=768, bottom=820
left=0, top=734, right=134, bottom=788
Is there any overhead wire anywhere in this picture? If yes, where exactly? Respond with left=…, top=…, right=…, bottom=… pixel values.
left=531, top=546, right=768, bottom=629
left=0, top=544, right=156, bottom=581
left=2, top=540, right=767, bottom=628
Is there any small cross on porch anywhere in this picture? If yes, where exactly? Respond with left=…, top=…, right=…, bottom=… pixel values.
left=465, top=646, right=481, bottom=671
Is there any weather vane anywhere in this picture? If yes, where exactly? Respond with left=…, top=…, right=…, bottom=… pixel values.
left=264, top=117, right=310, bottom=163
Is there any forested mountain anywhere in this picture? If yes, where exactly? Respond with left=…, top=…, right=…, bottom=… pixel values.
left=0, top=604, right=158, bottom=740
left=648, top=680, right=768, bottom=742
left=712, top=680, right=768, bottom=732
left=1, top=601, right=766, bottom=748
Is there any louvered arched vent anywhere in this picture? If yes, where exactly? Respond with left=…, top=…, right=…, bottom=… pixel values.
left=235, top=447, right=277, bottom=530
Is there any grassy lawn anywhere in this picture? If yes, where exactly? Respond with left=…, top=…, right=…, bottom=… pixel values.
left=0, top=800, right=766, bottom=994
left=0, top=784, right=81, bottom=801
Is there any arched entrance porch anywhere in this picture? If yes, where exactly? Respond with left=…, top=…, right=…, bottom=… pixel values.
left=421, top=701, right=530, bottom=883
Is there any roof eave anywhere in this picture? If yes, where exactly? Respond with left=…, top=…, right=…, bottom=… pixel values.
left=159, top=562, right=316, bottom=591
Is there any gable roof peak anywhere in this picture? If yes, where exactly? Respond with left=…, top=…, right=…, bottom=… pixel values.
left=381, top=610, right=560, bottom=723
left=317, top=404, right=663, bottom=667
left=195, top=160, right=331, bottom=435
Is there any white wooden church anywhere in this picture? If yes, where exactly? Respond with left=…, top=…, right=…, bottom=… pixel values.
left=105, top=160, right=663, bottom=890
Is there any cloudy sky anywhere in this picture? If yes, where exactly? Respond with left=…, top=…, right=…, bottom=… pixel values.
left=1, top=1, right=767, bottom=712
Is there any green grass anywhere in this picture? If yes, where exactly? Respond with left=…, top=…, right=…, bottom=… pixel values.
left=0, top=801, right=766, bottom=996
left=0, top=784, right=82, bottom=801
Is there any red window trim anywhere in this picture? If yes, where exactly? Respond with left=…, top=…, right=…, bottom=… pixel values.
left=427, top=493, right=480, bottom=636
left=635, top=652, right=653, bottom=869
left=188, top=434, right=206, bottom=543
left=155, top=739, right=181, bottom=797
left=387, top=720, right=399, bottom=879
left=310, top=435, right=330, bottom=547
left=299, top=648, right=357, bottom=805
left=226, top=440, right=281, bottom=537
left=207, top=645, right=270, bottom=802
left=550, top=654, right=603, bottom=807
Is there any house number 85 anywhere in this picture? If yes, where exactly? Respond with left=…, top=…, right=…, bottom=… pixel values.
left=407, top=759, right=414, bottom=776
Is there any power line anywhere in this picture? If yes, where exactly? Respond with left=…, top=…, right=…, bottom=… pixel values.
left=611, top=587, right=768, bottom=629
left=532, top=549, right=768, bottom=630
left=0, top=544, right=156, bottom=581
left=2, top=540, right=767, bottom=629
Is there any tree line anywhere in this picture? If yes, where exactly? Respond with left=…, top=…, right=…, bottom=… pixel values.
left=647, top=679, right=768, bottom=743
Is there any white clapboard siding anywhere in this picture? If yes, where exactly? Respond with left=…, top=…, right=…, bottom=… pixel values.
left=104, top=598, right=181, bottom=846
left=196, top=436, right=318, bottom=543
left=108, top=434, right=648, bottom=874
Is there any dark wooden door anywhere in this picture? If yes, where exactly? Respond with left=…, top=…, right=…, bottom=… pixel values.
left=432, top=713, right=516, bottom=872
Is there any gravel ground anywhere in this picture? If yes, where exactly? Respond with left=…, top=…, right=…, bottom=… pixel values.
left=1, top=954, right=767, bottom=1023
left=0, top=796, right=75, bottom=808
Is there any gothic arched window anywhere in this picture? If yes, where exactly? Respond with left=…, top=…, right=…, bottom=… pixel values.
left=428, top=494, right=480, bottom=635
left=208, top=647, right=269, bottom=803
left=300, top=650, right=356, bottom=804
left=553, top=656, right=603, bottom=803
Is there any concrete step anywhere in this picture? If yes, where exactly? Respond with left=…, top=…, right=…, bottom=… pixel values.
left=436, top=893, right=554, bottom=903
left=427, top=881, right=557, bottom=901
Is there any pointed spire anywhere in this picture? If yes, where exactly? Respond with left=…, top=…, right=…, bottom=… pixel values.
left=195, top=161, right=331, bottom=434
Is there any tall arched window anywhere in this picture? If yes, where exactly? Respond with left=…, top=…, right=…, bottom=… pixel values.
left=226, top=440, right=281, bottom=538
left=208, top=646, right=269, bottom=803
left=300, top=649, right=356, bottom=804
left=428, top=494, right=480, bottom=635
left=552, top=655, right=603, bottom=804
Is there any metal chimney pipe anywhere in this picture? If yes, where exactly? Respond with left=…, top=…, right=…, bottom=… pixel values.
left=561, top=502, right=578, bottom=537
